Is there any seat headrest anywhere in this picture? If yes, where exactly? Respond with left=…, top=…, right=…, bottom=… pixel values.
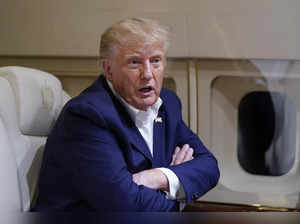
left=0, top=66, right=65, bottom=136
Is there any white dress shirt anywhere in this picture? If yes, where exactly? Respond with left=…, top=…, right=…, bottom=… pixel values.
left=107, top=81, right=186, bottom=201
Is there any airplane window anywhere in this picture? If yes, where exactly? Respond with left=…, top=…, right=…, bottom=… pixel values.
left=238, top=91, right=296, bottom=176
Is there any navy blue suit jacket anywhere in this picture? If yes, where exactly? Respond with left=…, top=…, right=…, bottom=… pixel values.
left=34, top=75, right=219, bottom=211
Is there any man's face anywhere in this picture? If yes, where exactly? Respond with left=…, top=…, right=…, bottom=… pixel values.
left=104, top=42, right=165, bottom=111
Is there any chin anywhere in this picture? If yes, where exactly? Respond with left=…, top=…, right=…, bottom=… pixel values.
left=145, top=97, right=158, bottom=106
left=136, top=102, right=154, bottom=110
left=135, top=95, right=158, bottom=109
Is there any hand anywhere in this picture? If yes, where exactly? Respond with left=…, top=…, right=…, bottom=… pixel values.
left=132, top=168, right=169, bottom=191
left=170, top=144, right=194, bottom=166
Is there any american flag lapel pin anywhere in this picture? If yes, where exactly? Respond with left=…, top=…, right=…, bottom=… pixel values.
left=155, top=117, right=162, bottom=123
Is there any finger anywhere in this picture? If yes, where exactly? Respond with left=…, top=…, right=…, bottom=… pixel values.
left=174, top=146, right=180, bottom=155
left=183, top=147, right=194, bottom=162
left=173, top=144, right=189, bottom=165
left=171, top=146, right=180, bottom=165
left=132, top=173, right=140, bottom=185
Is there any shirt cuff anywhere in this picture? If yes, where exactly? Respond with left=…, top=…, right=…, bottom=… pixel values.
left=157, top=167, right=186, bottom=200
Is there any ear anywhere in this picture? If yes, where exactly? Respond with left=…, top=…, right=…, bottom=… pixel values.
left=101, top=59, right=113, bottom=81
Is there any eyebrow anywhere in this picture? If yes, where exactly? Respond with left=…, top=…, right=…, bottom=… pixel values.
left=124, top=53, right=141, bottom=60
left=124, top=50, right=165, bottom=60
left=150, top=50, right=164, bottom=58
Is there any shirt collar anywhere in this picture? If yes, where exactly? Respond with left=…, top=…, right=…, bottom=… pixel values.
left=107, top=79, right=163, bottom=125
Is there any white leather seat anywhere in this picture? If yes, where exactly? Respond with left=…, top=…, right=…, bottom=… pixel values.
left=0, top=66, right=70, bottom=211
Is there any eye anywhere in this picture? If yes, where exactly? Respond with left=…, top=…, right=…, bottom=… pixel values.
left=150, top=57, right=162, bottom=64
left=130, top=60, right=138, bottom=64
left=128, top=59, right=141, bottom=68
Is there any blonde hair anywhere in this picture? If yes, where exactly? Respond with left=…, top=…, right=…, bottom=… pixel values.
left=99, top=18, right=170, bottom=59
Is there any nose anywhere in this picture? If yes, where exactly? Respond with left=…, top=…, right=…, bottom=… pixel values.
left=141, top=60, right=153, bottom=80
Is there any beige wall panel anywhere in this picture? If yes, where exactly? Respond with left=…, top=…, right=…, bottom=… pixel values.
left=58, top=76, right=97, bottom=97
left=186, top=1, right=300, bottom=59
left=188, top=60, right=198, bottom=134
left=164, top=60, right=189, bottom=125
left=0, top=57, right=100, bottom=74
left=196, top=60, right=265, bottom=146
left=2, top=0, right=300, bottom=59
left=197, top=59, right=300, bottom=208
left=0, top=1, right=187, bottom=57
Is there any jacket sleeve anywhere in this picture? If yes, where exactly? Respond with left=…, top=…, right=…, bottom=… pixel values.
left=167, top=96, right=220, bottom=203
left=57, top=103, right=179, bottom=211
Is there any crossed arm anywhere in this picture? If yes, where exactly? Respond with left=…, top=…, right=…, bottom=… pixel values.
left=133, top=144, right=194, bottom=193
left=62, top=100, right=219, bottom=211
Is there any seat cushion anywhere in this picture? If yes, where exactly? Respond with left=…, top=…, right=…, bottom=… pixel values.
left=0, top=78, right=21, bottom=211
left=0, top=66, right=65, bottom=136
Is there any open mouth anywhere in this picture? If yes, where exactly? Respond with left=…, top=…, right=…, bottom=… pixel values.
left=139, top=86, right=154, bottom=93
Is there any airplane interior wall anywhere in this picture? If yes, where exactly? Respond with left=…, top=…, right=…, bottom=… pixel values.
left=1, top=0, right=300, bottom=59
left=1, top=0, right=300, bottom=210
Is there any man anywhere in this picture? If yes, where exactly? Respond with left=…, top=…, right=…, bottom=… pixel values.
left=34, top=18, right=219, bottom=211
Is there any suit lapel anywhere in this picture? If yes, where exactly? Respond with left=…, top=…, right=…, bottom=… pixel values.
left=101, top=77, right=153, bottom=162
left=153, top=109, right=166, bottom=167
left=123, top=121, right=153, bottom=162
